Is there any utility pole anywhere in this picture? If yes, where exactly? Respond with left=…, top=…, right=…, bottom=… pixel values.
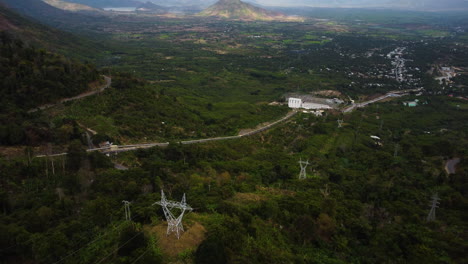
left=379, top=119, right=384, bottom=131
left=62, top=156, right=66, bottom=173
left=48, top=143, right=55, bottom=176
left=320, top=184, right=330, bottom=198
left=153, top=190, right=193, bottom=239
left=426, top=193, right=440, bottom=222
left=122, top=200, right=131, bottom=221
left=45, top=158, right=49, bottom=179
left=298, top=159, right=309, bottom=180
left=394, top=143, right=399, bottom=157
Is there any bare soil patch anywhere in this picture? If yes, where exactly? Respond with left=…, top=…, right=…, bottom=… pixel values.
left=147, top=221, right=206, bottom=258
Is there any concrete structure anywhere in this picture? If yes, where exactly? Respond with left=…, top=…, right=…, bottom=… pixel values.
left=301, top=102, right=332, bottom=110
left=288, top=96, right=333, bottom=110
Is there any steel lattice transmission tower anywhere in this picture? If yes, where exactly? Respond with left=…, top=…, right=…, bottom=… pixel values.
left=337, top=119, right=344, bottom=128
left=153, top=190, right=193, bottom=239
left=426, top=193, right=440, bottom=222
left=298, top=159, right=310, bottom=180
left=122, top=200, right=131, bottom=221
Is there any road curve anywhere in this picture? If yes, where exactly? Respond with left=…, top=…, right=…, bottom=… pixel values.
left=28, top=75, right=112, bottom=113
left=36, top=111, right=298, bottom=158
left=34, top=87, right=422, bottom=158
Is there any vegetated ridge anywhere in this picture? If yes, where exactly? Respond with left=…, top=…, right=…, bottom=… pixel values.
left=199, top=0, right=295, bottom=20
left=0, top=33, right=100, bottom=112
left=66, top=0, right=142, bottom=8
left=0, top=4, right=103, bottom=59
left=0, top=0, right=107, bottom=29
left=41, top=0, right=100, bottom=12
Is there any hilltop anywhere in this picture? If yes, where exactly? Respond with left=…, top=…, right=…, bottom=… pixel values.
left=199, top=0, right=298, bottom=21
left=136, top=1, right=168, bottom=13
left=42, top=0, right=100, bottom=12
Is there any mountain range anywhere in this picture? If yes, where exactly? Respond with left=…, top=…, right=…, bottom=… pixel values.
left=66, top=0, right=468, bottom=11
left=66, top=0, right=142, bottom=8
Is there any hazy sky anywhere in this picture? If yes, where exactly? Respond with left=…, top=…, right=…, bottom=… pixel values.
left=251, top=0, right=468, bottom=8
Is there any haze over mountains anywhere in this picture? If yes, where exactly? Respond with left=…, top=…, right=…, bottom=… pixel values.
left=67, top=0, right=468, bottom=10
left=257, top=0, right=468, bottom=10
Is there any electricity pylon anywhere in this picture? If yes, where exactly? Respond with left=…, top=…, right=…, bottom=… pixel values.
left=153, top=190, right=193, bottom=239
left=337, top=119, right=344, bottom=128
left=122, top=200, right=131, bottom=221
left=426, top=193, right=440, bottom=222
left=298, top=159, right=309, bottom=180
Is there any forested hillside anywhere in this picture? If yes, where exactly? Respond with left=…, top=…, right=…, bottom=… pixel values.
left=0, top=4, right=104, bottom=59
left=0, top=33, right=102, bottom=146
left=0, top=34, right=100, bottom=110
left=0, top=96, right=466, bottom=263
left=0, top=1, right=467, bottom=263
left=0, top=0, right=104, bottom=29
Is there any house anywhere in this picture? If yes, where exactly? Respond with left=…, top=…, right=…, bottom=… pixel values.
left=403, top=99, right=419, bottom=107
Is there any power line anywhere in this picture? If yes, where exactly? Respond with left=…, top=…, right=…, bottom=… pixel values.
left=51, top=212, right=143, bottom=264
left=51, top=220, right=130, bottom=264
left=94, top=231, right=144, bottom=264
left=130, top=248, right=151, bottom=264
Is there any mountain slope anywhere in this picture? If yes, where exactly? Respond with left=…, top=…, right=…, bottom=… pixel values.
left=0, top=35, right=100, bottom=112
left=199, top=0, right=290, bottom=20
left=42, top=0, right=101, bottom=12
left=0, top=0, right=107, bottom=30
left=0, top=4, right=103, bottom=59
left=66, top=0, right=142, bottom=8
left=136, top=1, right=168, bottom=13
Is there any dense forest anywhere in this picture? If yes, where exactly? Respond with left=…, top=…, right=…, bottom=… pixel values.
left=0, top=33, right=99, bottom=110
left=0, top=2, right=467, bottom=264
left=1, top=95, right=467, bottom=263
left=0, top=33, right=100, bottom=145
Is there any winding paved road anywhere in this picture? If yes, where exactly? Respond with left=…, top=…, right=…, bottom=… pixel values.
left=36, top=110, right=298, bottom=158
left=28, top=76, right=112, bottom=113
left=36, top=87, right=423, bottom=158
left=342, top=88, right=423, bottom=113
